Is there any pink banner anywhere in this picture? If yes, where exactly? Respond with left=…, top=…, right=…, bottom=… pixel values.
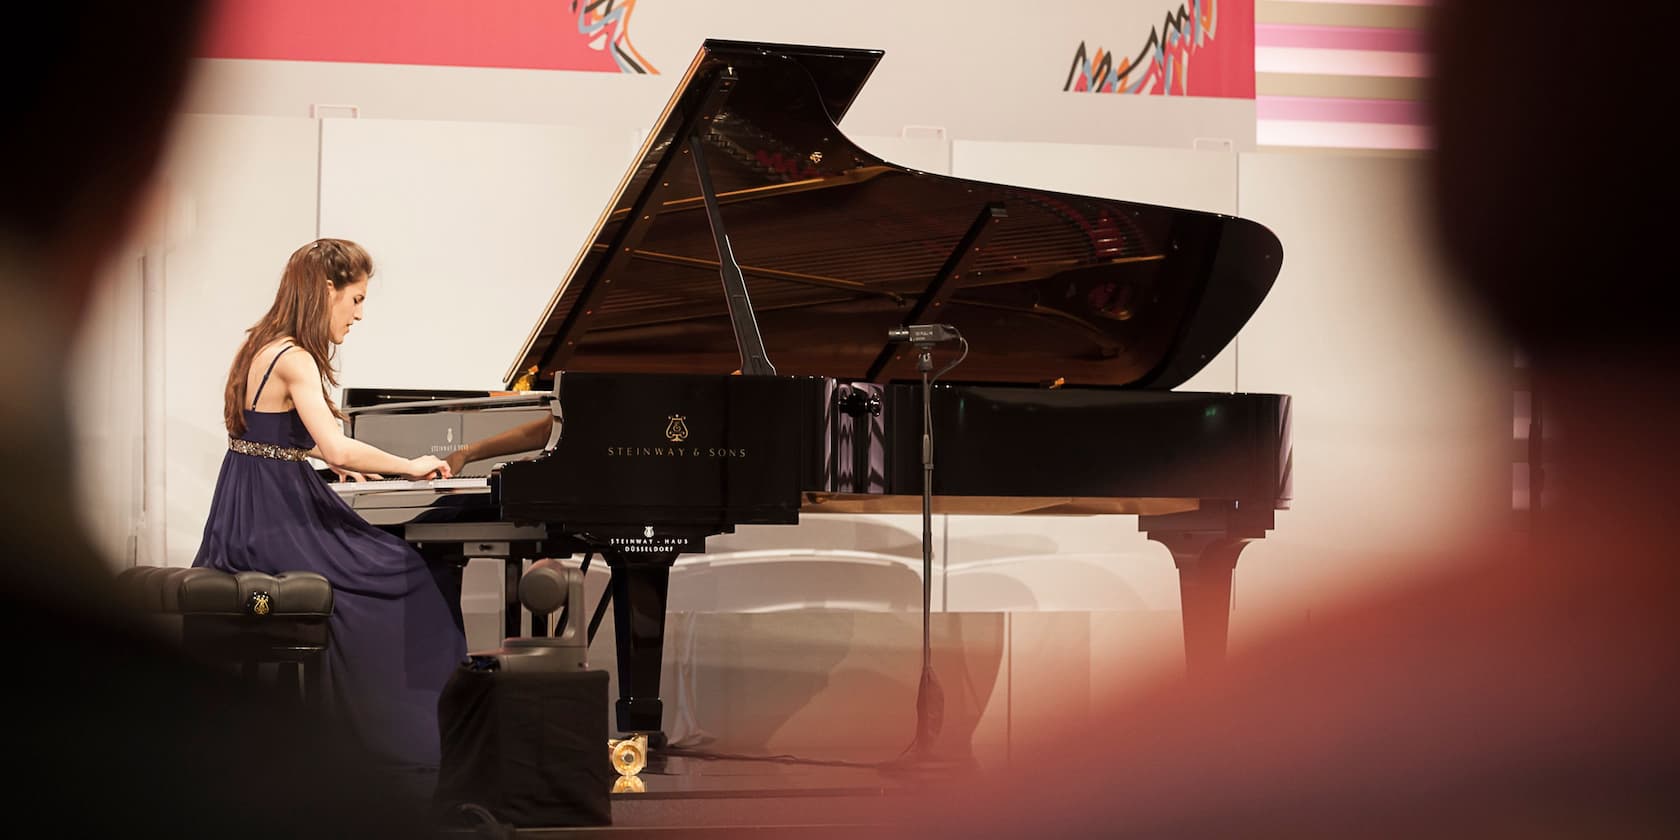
left=200, top=0, right=656, bottom=73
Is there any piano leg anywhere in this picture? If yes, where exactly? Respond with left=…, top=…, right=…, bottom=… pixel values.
left=1141, top=503, right=1273, bottom=679
left=605, top=549, right=675, bottom=737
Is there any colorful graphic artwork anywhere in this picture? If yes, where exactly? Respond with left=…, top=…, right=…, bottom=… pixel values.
left=576, top=0, right=657, bottom=73
left=200, top=0, right=657, bottom=74
left=1064, top=1, right=1254, bottom=99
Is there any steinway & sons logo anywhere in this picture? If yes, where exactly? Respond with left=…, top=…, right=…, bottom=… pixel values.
left=604, top=413, right=749, bottom=459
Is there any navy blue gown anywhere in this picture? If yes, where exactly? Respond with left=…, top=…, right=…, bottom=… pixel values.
left=193, top=347, right=466, bottom=770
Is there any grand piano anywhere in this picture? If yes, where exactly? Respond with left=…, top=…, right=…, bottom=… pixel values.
left=331, top=39, right=1290, bottom=740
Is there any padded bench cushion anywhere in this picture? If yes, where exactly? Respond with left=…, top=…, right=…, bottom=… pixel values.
left=118, top=566, right=217, bottom=613
left=179, top=571, right=333, bottom=618
left=118, top=567, right=333, bottom=618
left=118, top=566, right=334, bottom=656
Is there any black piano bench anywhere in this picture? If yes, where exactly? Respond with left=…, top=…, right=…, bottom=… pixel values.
left=117, top=566, right=334, bottom=707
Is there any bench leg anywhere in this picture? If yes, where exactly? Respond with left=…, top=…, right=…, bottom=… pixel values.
left=277, top=661, right=301, bottom=703
left=303, top=655, right=325, bottom=711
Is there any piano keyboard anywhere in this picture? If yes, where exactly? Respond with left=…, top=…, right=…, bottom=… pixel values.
left=328, top=474, right=497, bottom=527
left=328, top=475, right=490, bottom=496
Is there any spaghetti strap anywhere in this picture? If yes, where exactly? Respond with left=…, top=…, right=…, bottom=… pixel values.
left=250, top=344, right=294, bottom=409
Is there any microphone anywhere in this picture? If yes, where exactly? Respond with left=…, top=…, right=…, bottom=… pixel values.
left=886, top=323, right=961, bottom=344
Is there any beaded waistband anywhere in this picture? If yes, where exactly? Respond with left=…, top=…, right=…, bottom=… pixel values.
left=229, top=437, right=310, bottom=462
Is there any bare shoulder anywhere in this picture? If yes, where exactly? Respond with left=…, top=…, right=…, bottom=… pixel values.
left=270, top=343, right=320, bottom=381
left=250, top=337, right=297, bottom=365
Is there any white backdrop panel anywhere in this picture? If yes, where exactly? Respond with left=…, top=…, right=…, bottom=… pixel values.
left=1232, top=152, right=1510, bottom=618
left=319, top=118, right=638, bottom=391
left=850, top=133, right=953, bottom=177
left=160, top=114, right=321, bottom=566
left=954, top=140, right=1239, bottom=216
left=69, top=253, right=145, bottom=567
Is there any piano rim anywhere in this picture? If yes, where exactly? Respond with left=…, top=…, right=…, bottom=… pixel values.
left=799, top=493, right=1206, bottom=516
left=343, top=392, right=553, bottom=417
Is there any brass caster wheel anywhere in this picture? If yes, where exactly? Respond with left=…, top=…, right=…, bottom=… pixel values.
left=609, top=733, right=648, bottom=777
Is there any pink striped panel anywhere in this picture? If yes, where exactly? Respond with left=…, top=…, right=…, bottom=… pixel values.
left=1257, top=95, right=1425, bottom=125
left=1280, top=0, right=1430, bottom=5
left=1256, top=24, right=1424, bottom=53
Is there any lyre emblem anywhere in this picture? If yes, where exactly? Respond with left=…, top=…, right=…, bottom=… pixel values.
left=247, top=591, right=272, bottom=617
left=665, top=415, right=689, bottom=442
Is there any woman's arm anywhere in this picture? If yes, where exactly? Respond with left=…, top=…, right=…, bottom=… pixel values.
left=445, top=416, right=551, bottom=475
left=307, top=445, right=383, bottom=482
left=278, top=352, right=450, bottom=479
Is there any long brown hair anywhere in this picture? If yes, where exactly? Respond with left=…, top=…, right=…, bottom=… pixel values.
left=223, top=238, right=373, bottom=436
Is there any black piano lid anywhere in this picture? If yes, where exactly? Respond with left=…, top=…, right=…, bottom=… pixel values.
left=506, top=39, right=1283, bottom=390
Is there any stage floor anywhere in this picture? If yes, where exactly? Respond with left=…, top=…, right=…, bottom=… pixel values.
left=440, top=751, right=964, bottom=837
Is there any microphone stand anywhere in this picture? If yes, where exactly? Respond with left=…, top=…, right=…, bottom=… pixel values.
left=883, top=339, right=972, bottom=776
